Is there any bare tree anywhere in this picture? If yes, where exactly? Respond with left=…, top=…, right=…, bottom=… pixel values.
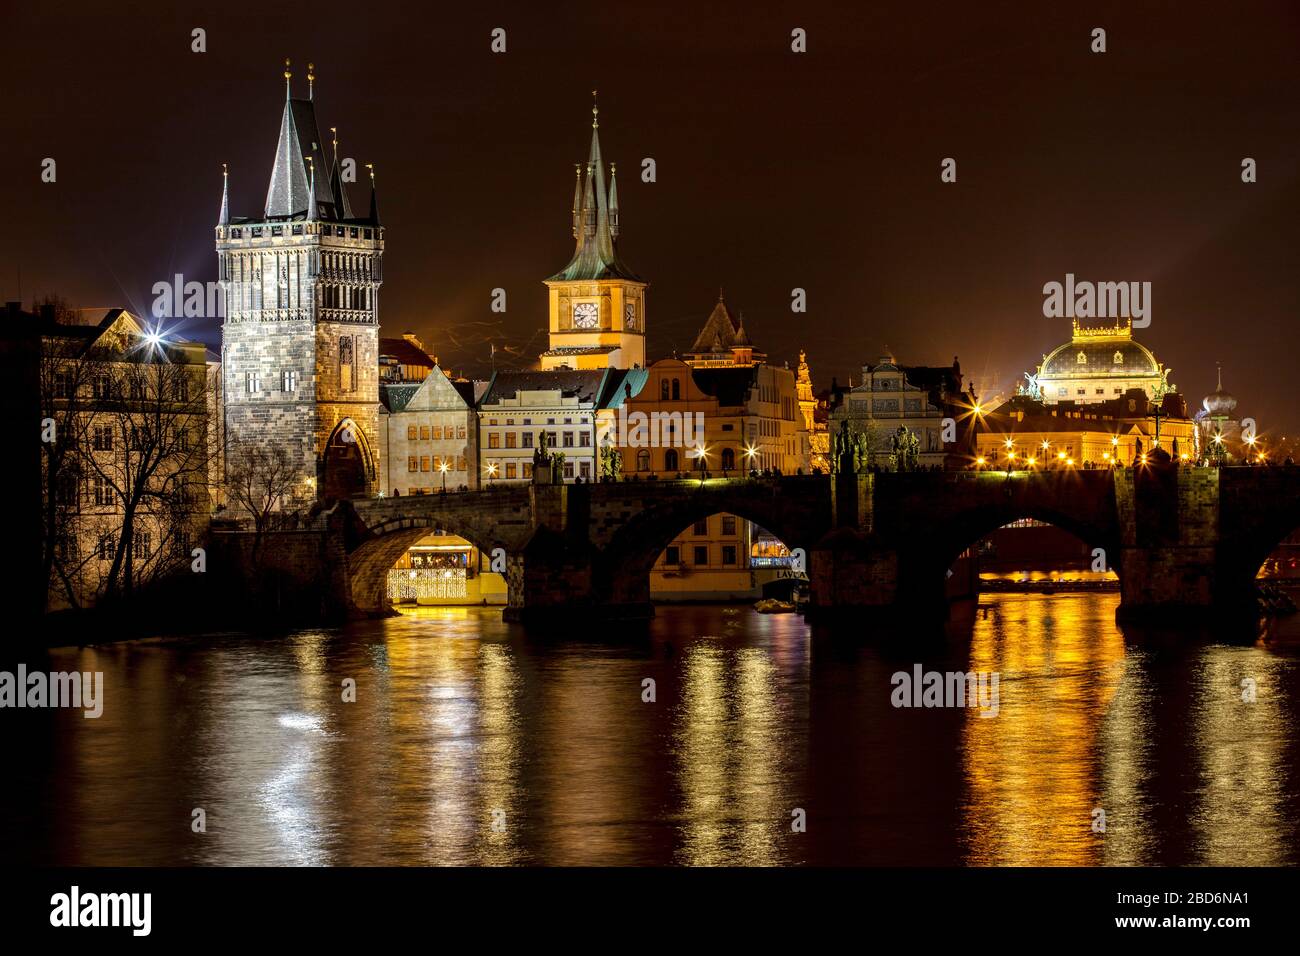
left=225, top=440, right=297, bottom=562
left=77, top=346, right=212, bottom=601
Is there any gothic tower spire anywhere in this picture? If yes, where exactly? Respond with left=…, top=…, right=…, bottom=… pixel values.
left=329, top=126, right=354, bottom=220
left=218, top=163, right=229, bottom=225
left=571, top=164, right=583, bottom=245
left=366, top=164, right=380, bottom=225
left=541, top=93, right=647, bottom=371
left=608, top=162, right=620, bottom=239
left=306, top=155, right=318, bottom=220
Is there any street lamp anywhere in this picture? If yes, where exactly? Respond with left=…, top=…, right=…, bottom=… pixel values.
left=693, top=444, right=710, bottom=485
left=486, top=462, right=498, bottom=487
left=439, top=460, right=449, bottom=493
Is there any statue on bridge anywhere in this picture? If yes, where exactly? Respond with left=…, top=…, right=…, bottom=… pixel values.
left=892, top=426, right=920, bottom=472
left=599, top=443, right=622, bottom=482
left=533, top=431, right=559, bottom=484
left=832, top=425, right=870, bottom=475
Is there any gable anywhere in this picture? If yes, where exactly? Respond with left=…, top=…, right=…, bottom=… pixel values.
left=403, top=366, right=471, bottom=412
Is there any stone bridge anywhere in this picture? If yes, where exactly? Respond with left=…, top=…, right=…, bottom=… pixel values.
left=244, top=464, right=1300, bottom=625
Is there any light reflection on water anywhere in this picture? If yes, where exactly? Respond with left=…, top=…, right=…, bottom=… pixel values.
left=5, top=596, right=1299, bottom=866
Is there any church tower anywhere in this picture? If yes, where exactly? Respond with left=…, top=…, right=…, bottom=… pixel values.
left=216, top=61, right=384, bottom=506
left=540, top=94, right=647, bottom=371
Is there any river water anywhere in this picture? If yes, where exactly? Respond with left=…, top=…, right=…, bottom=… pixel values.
left=6, top=594, right=1300, bottom=866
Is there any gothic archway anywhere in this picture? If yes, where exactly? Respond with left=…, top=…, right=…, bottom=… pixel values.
left=323, top=419, right=374, bottom=500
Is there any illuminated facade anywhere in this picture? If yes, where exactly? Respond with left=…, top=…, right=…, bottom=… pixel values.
left=1029, top=318, right=1173, bottom=406
left=796, top=350, right=827, bottom=472
left=541, top=97, right=646, bottom=371
left=37, top=308, right=212, bottom=609
left=477, top=369, right=638, bottom=483
left=975, top=391, right=1198, bottom=467
left=378, top=367, right=479, bottom=495
left=828, top=353, right=965, bottom=469
left=216, top=63, right=383, bottom=506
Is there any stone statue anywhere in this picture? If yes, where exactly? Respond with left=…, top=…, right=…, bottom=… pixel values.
left=600, top=444, right=622, bottom=481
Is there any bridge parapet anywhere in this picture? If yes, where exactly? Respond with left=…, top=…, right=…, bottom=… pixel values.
left=221, top=465, right=1300, bottom=626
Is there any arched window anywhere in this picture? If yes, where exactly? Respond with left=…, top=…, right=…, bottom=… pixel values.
left=636, top=449, right=650, bottom=472
left=665, top=449, right=679, bottom=471
left=660, top=379, right=669, bottom=400
left=671, top=379, right=681, bottom=400
left=721, top=448, right=735, bottom=471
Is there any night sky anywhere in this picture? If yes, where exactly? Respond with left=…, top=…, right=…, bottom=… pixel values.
left=5, top=1, right=1299, bottom=433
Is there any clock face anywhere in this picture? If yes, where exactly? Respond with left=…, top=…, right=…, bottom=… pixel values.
left=624, top=302, right=637, bottom=330
left=573, top=302, right=599, bottom=329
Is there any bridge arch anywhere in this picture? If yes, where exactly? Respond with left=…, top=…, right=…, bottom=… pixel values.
left=322, top=418, right=376, bottom=500
left=930, top=503, right=1124, bottom=584
left=346, top=513, right=508, bottom=612
left=879, top=473, right=1125, bottom=607
left=596, top=478, right=830, bottom=604
left=1213, top=468, right=1300, bottom=609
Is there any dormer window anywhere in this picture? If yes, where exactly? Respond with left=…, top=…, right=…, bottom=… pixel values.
left=1077, top=352, right=1087, bottom=365
left=1113, top=351, right=1123, bottom=364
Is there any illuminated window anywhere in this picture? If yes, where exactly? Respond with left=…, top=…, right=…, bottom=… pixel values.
left=506, top=462, right=517, bottom=479
left=407, top=425, right=417, bottom=440
left=408, top=456, right=417, bottom=472
left=488, top=433, right=500, bottom=449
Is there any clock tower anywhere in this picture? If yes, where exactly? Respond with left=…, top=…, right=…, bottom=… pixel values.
left=540, top=94, right=647, bottom=371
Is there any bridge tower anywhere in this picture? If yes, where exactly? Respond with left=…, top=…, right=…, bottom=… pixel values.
left=216, top=61, right=384, bottom=507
